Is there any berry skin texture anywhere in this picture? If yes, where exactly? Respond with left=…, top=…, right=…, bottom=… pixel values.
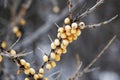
left=62, top=39, right=69, bottom=46
left=46, top=63, right=52, bottom=70
left=54, top=55, right=60, bottom=61
left=24, top=62, right=30, bottom=69
left=38, top=73, right=43, bottom=78
left=64, top=17, right=71, bottom=24
left=0, top=55, right=3, bottom=62
left=50, top=61, right=56, bottom=68
left=34, top=74, right=39, bottom=80
left=43, top=55, right=48, bottom=62
left=65, top=25, right=71, bottom=31
left=58, top=27, right=64, bottom=33
left=20, top=59, right=26, bottom=65
left=24, top=69, right=30, bottom=75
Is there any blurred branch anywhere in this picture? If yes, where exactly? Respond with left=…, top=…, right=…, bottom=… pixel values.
left=85, top=15, right=118, bottom=29
left=78, top=35, right=116, bottom=78
left=76, top=0, right=104, bottom=20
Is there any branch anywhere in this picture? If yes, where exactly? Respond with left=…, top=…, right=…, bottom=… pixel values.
left=85, top=15, right=118, bottom=29
left=78, top=0, right=104, bottom=19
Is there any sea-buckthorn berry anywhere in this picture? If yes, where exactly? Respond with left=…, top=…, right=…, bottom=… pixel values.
left=20, top=59, right=26, bottom=65
left=16, top=31, right=22, bottom=37
left=43, top=55, right=48, bottom=62
left=39, top=68, right=44, bottom=74
left=61, top=33, right=67, bottom=38
left=58, top=27, right=64, bottom=33
left=25, top=77, right=30, bottom=80
left=57, top=33, right=61, bottom=38
left=24, top=62, right=30, bottom=69
left=62, top=39, right=69, bottom=46
left=29, top=68, right=35, bottom=75
left=38, top=73, right=43, bottom=78
left=51, top=42, right=56, bottom=49
left=62, top=48, right=67, bottom=54
left=54, top=39, right=60, bottom=46
left=50, top=61, right=56, bottom=68
left=46, top=63, right=52, bottom=70
left=64, top=17, right=71, bottom=24
left=71, top=29, right=76, bottom=34
left=13, top=26, right=19, bottom=33
left=79, top=22, right=85, bottom=29
left=1, top=41, right=7, bottom=49
left=24, top=69, right=30, bottom=75
left=76, top=29, right=81, bottom=36
left=54, top=55, right=60, bottom=61
left=9, top=49, right=16, bottom=55
left=65, top=25, right=71, bottom=31
left=50, top=52, right=56, bottom=59
left=20, top=18, right=26, bottom=26
left=66, top=31, right=71, bottom=36
left=34, top=74, right=39, bottom=80
left=56, top=48, right=62, bottom=55
left=61, top=43, right=67, bottom=49
left=0, top=55, right=2, bottom=62
left=71, top=22, right=78, bottom=29
left=44, top=78, right=49, bottom=80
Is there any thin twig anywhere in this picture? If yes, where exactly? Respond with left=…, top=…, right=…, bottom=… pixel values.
left=78, top=35, right=116, bottom=78
left=78, top=0, right=104, bottom=19
left=85, top=15, right=118, bottom=29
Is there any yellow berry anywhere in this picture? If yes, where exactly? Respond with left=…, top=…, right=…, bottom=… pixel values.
left=44, top=78, right=49, bottom=80
left=46, top=63, right=52, bottom=70
left=24, top=69, right=30, bottom=75
left=24, top=62, right=30, bottom=69
left=79, top=22, right=85, bottom=29
left=54, top=55, right=60, bottom=61
left=61, top=33, right=66, bottom=38
left=38, top=73, right=43, bottom=78
left=17, top=69, right=21, bottom=75
left=9, top=49, right=16, bottom=55
left=53, top=6, right=60, bottom=13
left=76, top=29, right=81, bottom=36
left=64, top=17, right=71, bottom=24
left=20, top=59, right=26, bottom=65
left=20, top=18, right=26, bottom=26
left=58, top=27, right=64, bottom=33
left=57, top=33, right=61, bottom=38
left=50, top=61, right=56, bottom=68
left=61, top=43, right=67, bottom=49
left=13, top=26, right=19, bottom=33
left=71, top=29, right=76, bottom=34
left=71, top=22, right=78, bottom=29
left=25, top=77, right=30, bottom=80
left=1, top=41, right=7, bottom=49
left=43, top=55, right=48, bottom=62
left=0, top=55, right=2, bottom=62
left=16, top=31, right=22, bottom=37
left=62, top=39, right=69, bottom=46
left=29, top=68, right=35, bottom=75
left=66, top=31, right=71, bottom=36
left=51, top=42, right=56, bottom=49
left=56, top=48, right=62, bottom=55
left=34, top=74, right=39, bottom=80
left=67, top=36, right=73, bottom=43
left=72, top=35, right=78, bottom=40
left=54, top=39, right=60, bottom=46
left=65, top=25, right=71, bottom=31
left=39, top=68, right=44, bottom=74
left=50, top=52, right=56, bottom=59
left=62, top=48, right=67, bottom=54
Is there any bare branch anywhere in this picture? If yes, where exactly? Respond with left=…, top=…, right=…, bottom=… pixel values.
left=78, top=0, right=104, bottom=19
left=85, top=15, right=118, bottom=29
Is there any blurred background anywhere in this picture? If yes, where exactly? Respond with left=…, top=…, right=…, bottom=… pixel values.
left=0, top=0, right=120, bottom=80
